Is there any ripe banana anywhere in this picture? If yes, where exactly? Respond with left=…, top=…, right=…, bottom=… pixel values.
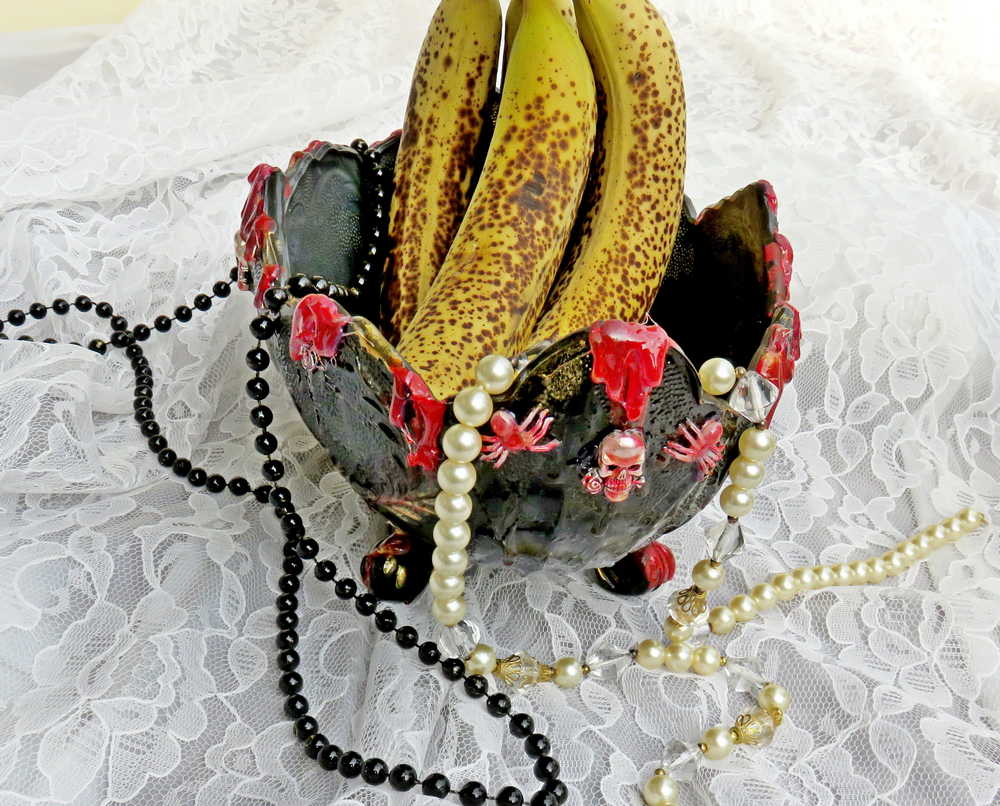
left=382, top=0, right=502, bottom=343
left=532, top=0, right=686, bottom=341
left=398, top=0, right=597, bottom=399
left=502, top=0, right=576, bottom=87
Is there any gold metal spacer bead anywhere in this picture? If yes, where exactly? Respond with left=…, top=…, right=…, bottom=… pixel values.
left=581, top=664, right=591, bottom=676
left=729, top=727, right=741, bottom=742
left=654, top=768, right=667, bottom=777
left=771, top=707, right=784, bottom=727
left=719, top=654, right=728, bottom=666
left=697, top=742, right=708, bottom=754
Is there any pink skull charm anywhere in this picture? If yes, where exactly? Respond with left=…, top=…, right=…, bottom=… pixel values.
left=583, top=429, right=647, bottom=503
left=288, top=294, right=351, bottom=371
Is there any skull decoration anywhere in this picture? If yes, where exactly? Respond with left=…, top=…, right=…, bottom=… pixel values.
left=583, top=428, right=647, bottom=503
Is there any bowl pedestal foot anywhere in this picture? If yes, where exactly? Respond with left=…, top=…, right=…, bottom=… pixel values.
left=360, top=529, right=433, bottom=603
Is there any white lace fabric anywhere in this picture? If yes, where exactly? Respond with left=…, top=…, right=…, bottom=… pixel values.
left=1, top=1, right=998, bottom=804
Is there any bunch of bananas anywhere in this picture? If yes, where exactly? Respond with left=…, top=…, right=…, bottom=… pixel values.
left=384, top=0, right=686, bottom=399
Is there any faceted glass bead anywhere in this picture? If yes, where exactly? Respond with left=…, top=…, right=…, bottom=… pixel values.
left=707, top=519, right=746, bottom=563
left=723, top=657, right=767, bottom=693
left=436, top=620, right=481, bottom=660
left=728, top=370, right=780, bottom=424
left=494, top=653, right=554, bottom=689
left=733, top=708, right=776, bottom=747
left=662, top=741, right=700, bottom=782
left=584, top=641, right=630, bottom=680
left=667, top=588, right=709, bottom=626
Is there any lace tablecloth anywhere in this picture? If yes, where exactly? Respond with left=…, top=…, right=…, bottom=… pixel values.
left=1, top=1, right=998, bottom=804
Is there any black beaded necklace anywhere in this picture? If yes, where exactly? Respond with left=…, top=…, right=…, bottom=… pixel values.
left=0, top=262, right=568, bottom=806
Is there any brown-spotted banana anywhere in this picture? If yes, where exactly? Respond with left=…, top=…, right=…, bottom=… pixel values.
left=382, top=0, right=502, bottom=343
left=502, top=0, right=576, bottom=88
left=398, top=0, right=597, bottom=399
left=532, top=0, right=686, bottom=342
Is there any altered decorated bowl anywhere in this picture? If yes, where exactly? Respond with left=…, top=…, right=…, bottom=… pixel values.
left=236, top=134, right=800, bottom=599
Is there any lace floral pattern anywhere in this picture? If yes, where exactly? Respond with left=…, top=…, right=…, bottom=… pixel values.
left=1, top=1, right=998, bottom=804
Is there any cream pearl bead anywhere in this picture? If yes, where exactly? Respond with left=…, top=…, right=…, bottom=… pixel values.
left=465, top=643, right=497, bottom=675
left=958, top=508, right=986, bottom=531
left=898, top=541, right=920, bottom=564
left=635, top=639, right=666, bottom=669
left=432, top=546, right=468, bottom=576
left=699, top=357, right=738, bottom=396
left=437, top=460, right=477, bottom=495
left=429, top=571, right=465, bottom=599
left=791, top=566, right=817, bottom=590
left=433, top=519, right=471, bottom=550
left=758, top=682, right=791, bottom=712
left=831, top=563, right=854, bottom=586
left=435, top=492, right=473, bottom=523
left=929, top=524, right=950, bottom=544
left=709, top=605, right=737, bottom=635
left=728, top=457, right=765, bottom=490
left=475, top=354, right=515, bottom=395
left=642, top=771, right=678, bottom=806
left=739, top=427, right=776, bottom=462
left=751, top=582, right=778, bottom=611
left=553, top=657, right=584, bottom=688
left=452, top=385, right=493, bottom=427
left=730, top=594, right=757, bottom=622
left=866, top=557, right=888, bottom=583
left=849, top=560, right=869, bottom=584
left=432, top=596, right=466, bottom=626
left=720, top=485, right=754, bottom=518
left=662, top=642, right=693, bottom=672
left=691, top=645, right=722, bottom=676
left=813, top=565, right=835, bottom=588
left=771, top=573, right=799, bottom=601
left=663, top=617, right=693, bottom=644
left=691, top=559, right=725, bottom=591
left=700, top=725, right=734, bottom=760
left=883, top=551, right=907, bottom=576
left=442, top=424, right=482, bottom=463
left=913, top=532, right=935, bottom=556
left=943, top=518, right=964, bottom=542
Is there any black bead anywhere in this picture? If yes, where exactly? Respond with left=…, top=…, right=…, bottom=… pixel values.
left=314, top=560, right=336, bottom=581
left=497, top=786, right=525, bottom=806
left=140, top=421, right=160, bottom=438
left=16, top=335, right=33, bottom=342
left=395, top=625, right=419, bottom=649
left=172, top=458, right=192, bottom=476
left=269, top=486, right=292, bottom=506
left=355, top=593, right=377, bottom=616
left=227, top=476, right=250, bottom=496
left=147, top=435, right=167, bottom=453
left=88, top=338, right=107, bottom=354
left=279, top=670, right=303, bottom=695
left=310, top=276, right=331, bottom=295
left=263, top=287, right=288, bottom=312
left=421, top=773, right=450, bottom=798
left=7, top=309, right=25, bottom=326
left=132, top=324, right=150, bottom=341
left=130, top=354, right=148, bottom=368
left=28, top=303, right=47, bottom=319
left=389, top=764, right=418, bottom=791
left=153, top=315, right=172, bottom=332
left=95, top=302, right=113, bottom=318
left=51, top=298, right=70, bottom=315
left=530, top=793, right=558, bottom=806
left=534, top=756, right=560, bottom=781
left=135, top=364, right=153, bottom=379
left=194, top=294, right=212, bottom=311
left=213, top=281, right=232, bottom=297
left=374, top=609, right=397, bottom=632
left=275, top=505, right=296, bottom=520
left=277, top=649, right=299, bottom=671
left=362, top=758, right=390, bottom=786
left=418, top=642, right=441, bottom=665
left=318, top=743, right=342, bottom=771
left=276, top=611, right=298, bottom=631
left=74, top=295, right=93, bottom=312
left=109, top=330, right=131, bottom=348
left=350, top=138, right=368, bottom=152
left=464, top=675, right=488, bottom=698
left=245, top=347, right=270, bottom=372
left=253, top=485, right=271, bottom=503
left=459, top=781, right=488, bottom=806
left=284, top=694, right=308, bottom=719
left=187, top=467, right=207, bottom=487
left=256, top=432, right=278, bottom=455
left=286, top=275, right=314, bottom=298
left=135, top=407, right=154, bottom=423
left=487, top=693, right=512, bottom=717
left=109, top=315, right=128, bottom=331
left=441, top=658, right=465, bottom=681
left=206, top=474, right=227, bottom=493
left=276, top=593, right=298, bottom=612
left=335, top=579, right=357, bottom=599
left=250, top=405, right=273, bottom=428
left=544, top=780, right=568, bottom=804
left=125, top=343, right=143, bottom=359
left=229, top=265, right=241, bottom=282
left=174, top=305, right=192, bottom=322
left=134, top=386, right=152, bottom=399
left=245, top=377, right=270, bottom=401
left=262, top=458, right=285, bottom=482
left=249, top=316, right=276, bottom=340
left=157, top=448, right=177, bottom=467
left=525, top=734, right=550, bottom=758
left=280, top=512, right=304, bottom=537
left=41, top=337, right=57, bottom=343
left=278, top=574, right=299, bottom=594
left=293, top=715, right=318, bottom=740
left=282, top=541, right=300, bottom=559
left=338, top=751, right=363, bottom=778
left=283, top=555, right=303, bottom=575
left=303, top=732, right=327, bottom=758
left=297, top=538, right=318, bottom=559
left=510, top=713, right=534, bottom=738
left=276, top=630, right=298, bottom=650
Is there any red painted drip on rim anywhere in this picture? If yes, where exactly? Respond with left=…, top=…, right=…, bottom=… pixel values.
left=288, top=294, right=351, bottom=372
left=389, top=367, right=446, bottom=473
left=253, top=263, right=284, bottom=311
left=589, top=320, right=673, bottom=424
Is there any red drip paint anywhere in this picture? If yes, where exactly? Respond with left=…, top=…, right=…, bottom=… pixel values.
left=589, top=321, right=673, bottom=424
left=237, top=164, right=277, bottom=279
left=637, top=541, right=676, bottom=589
left=756, top=325, right=798, bottom=387
left=253, top=263, right=283, bottom=311
left=371, top=129, right=403, bottom=149
left=289, top=294, right=351, bottom=371
left=760, top=179, right=778, bottom=215
left=389, top=367, right=446, bottom=472
left=243, top=214, right=275, bottom=269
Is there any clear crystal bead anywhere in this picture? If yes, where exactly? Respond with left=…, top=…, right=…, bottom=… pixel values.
left=584, top=642, right=630, bottom=679
left=436, top=619, right=481, bottom=659
left=495, top=653, right=553, bottom=689
left=728, top=370, right=779, bottom=423
left=707, top=519, right=746, bottom=563
left=668, top=587, right=709, bottom=626
left=724, top=657, right=767, bottom=692
left=662, top=741, right=700, bottom=781
left=734, top=708, right=776, bottom=747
